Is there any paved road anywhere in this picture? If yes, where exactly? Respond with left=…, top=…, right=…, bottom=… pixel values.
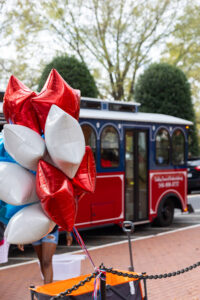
left=1, top=194, right=200, bottom=269
left=187, top=192, right=200, bottom=210
left=2, top=224, right=200, bottom=300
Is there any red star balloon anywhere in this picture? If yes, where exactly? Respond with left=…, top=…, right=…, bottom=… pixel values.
left=3, top=76, right=40, bottom=133
left=31, top=69, right=80, bottom=133
left=72, top=146, right=96, bottom=199
left=36, top=160, right=76, bottom=232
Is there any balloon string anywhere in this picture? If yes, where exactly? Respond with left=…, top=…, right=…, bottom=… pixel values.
left=73, top=226, right=96, bottom=269
left=93, top=274, right=100, bottom=300
left=92, top=269, right=106, bottom=300
left=73, top=226, right=106, bottom=299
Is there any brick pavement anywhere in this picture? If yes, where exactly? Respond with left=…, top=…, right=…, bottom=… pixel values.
left=0, top=225, right=200, bottom=300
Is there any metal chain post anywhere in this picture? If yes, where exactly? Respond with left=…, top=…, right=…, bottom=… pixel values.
left=100, top=269, right=106, bottom=300
left=122, top=221, right=135, bottom=271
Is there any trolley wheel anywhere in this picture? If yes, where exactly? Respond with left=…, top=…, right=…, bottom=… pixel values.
left=155, top=198, right=174, bottom=227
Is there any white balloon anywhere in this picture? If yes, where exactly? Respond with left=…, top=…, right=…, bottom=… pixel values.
left=0, top=162, right=38, bottom=205
left=45, top=105, right=85, bottom=178
left=5, top=203, right=56, bottom=244
left=3, top=124, right=46, bottom=171
left=43, top=151, right=56, bottom=166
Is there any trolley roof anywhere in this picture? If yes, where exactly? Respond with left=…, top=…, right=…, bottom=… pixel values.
left=0, top=100, right=193, bottom=126
left=80, top=98, right=193, bottom=125
left=80, top=109, right=193, bottom=125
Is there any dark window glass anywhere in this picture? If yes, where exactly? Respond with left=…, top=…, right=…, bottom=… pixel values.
left=100, top=126, right=119, bottom=168
left=81, top=124, right=96, bottom=159
left=0, top=92, right=4, bottom=101
left=188, top=130, right=193, bottom=159
left=156, top=128, right=170, bottom=165
left=172, top=129, right=185, bottom=165
left=108, top=103, right=136, bottom=113
left=80, top=100, right=101, bottom=110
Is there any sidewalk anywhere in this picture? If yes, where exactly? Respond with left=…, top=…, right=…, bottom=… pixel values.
left=1, top=225, right=200, bottom=300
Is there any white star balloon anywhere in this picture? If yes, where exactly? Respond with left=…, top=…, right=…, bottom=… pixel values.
left=45, top=105, right=85, bottom=179
left=5, top=203, right=55, bottom=244
left=3, top=124, right=46, bottom=171
left=0, top=162, right=38, bottom=206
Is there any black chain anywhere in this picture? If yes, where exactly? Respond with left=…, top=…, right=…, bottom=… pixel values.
left=50, top=271, right=98, bottom=299
left=49, top=261, right=200, bottom=299
left=104, top=261, right=200, bottom=280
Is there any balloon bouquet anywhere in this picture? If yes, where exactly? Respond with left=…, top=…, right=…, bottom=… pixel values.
left=0, top=69, right=96, bottom=245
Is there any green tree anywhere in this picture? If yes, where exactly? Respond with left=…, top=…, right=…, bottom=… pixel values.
left=0, top=0, right=16, bottom=88
left=160, top=3, right=200, bottom=154
left=161, top=3, right=200, bottom=101
left=135, top=63, right=199, bottom=156
left=38, top=56, right=98, bottom=98
left=1, top=0, right=182, bottom=100
left=0, top=0, right=40, bottom=89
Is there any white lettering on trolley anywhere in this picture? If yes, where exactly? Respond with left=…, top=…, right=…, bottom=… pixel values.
left=154, top=175, right=183, bottom=182
left=158, top=181, right=180, bottom=188
left=154, top=174, right=184, bottom=189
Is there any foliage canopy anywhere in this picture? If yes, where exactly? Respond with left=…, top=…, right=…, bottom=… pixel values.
left=161, top=3, right=200, bottom=101
left=0, top=0, right=182, bottom=100
left=38, top=56, right=98, bottom=98
left=135, top=63, right=199, bottom=156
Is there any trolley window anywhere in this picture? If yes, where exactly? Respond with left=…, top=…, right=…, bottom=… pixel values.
left=100, top=126, right=120, bottom=168
left=172, top=129, right=185, bottom=165
left=81, top=124, right=97, bottom=159
left=156, top=128, right=170, bottom=165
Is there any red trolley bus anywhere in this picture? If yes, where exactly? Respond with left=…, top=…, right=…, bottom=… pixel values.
left=76, top=97, right=191, bottom=228
left=0, top=96, right=191, bottom=228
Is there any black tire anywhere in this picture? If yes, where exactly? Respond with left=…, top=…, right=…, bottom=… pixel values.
left=154, top=199, right=174, bottom=227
